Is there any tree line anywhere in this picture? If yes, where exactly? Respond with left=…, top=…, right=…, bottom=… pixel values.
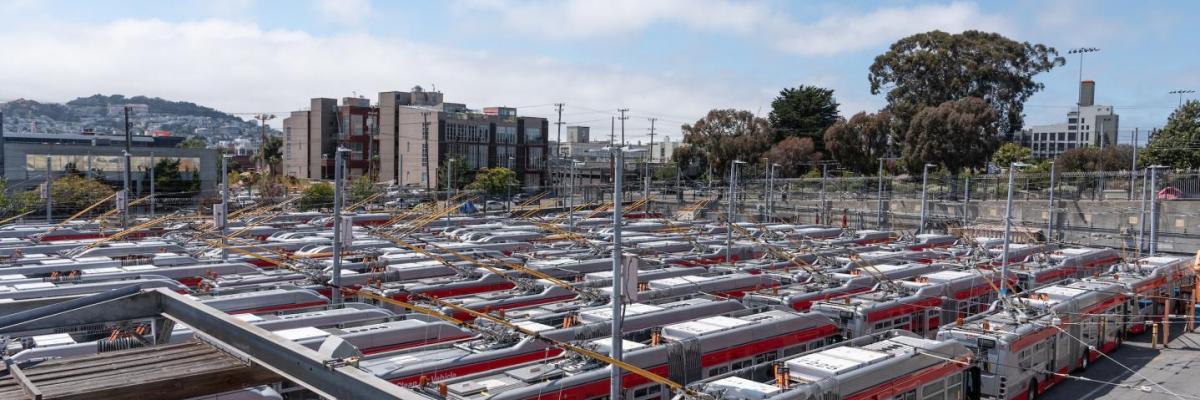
left=675, top=30, right=1200, bottom=180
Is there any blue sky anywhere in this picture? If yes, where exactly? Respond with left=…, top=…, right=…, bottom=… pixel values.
left=1, top=0, right=1197, bottom=144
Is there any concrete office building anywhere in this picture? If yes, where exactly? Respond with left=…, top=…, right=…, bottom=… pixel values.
left=285, top=87, right=549, bottom=189
left=1016, top=80, right=1119, bottom=158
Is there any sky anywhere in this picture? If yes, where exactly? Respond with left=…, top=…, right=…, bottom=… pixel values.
left=0, top=0, right=1197, bottom=145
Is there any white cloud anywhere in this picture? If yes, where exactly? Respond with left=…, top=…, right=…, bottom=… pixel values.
left=458, top=0, right=1013, bottom=55
left=312, top=0, right=372, bottom=25
left=0, top=18, right=766, bottom=139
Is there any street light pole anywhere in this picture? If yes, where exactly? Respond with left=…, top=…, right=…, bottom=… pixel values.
left=999, top=162, right=1027, bottom=298
left=726, top=160, right=745, bottom=264
left=1137, top=168, right=1148, bottom=258
left=1169, top=89, right=1196, bottom=108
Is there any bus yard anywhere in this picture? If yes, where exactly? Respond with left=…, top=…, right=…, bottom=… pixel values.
left=0, top=192, right=1197, bottom=400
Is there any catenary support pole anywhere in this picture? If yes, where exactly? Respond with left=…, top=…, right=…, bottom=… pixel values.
left=1137, top=168, right=1148, bottom=258
left=1150, top=167, right=1162, bottom=256
left=220, top=154, right=230, bottom=261
left=45, top=156, right=51, bottom=223
left=919, top=164, right=931, bottom=234
left=1047, top=161, right=1056, bottom=242
left=332, top=148, right=348, bottom=305
left=877, top=159, right=885, bottom=227
left=149, top=153, right=155, bottom=218
left=609, top=149, right=624, bottom=400
left=1000, top=163, right=1019, bottom=298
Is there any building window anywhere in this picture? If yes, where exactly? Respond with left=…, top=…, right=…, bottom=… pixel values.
left=525, top=127, right=543, bottom=143
left=497, top=126, right=517, bottom=144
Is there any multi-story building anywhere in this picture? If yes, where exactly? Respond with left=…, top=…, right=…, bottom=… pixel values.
left=1016, top=80, right=1119, bottom=159
left=282, top=97, right=378, bottom=180
left=285, top=87, right=549, bottom=189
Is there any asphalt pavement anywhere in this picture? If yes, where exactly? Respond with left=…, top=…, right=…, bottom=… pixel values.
left=1044, top=322, right=1200, bottom=400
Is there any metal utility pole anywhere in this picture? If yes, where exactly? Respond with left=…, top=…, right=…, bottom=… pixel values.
left=554, top=103, right=564, bottom=198
left=1137, top=168, right=1148, bottom=258
left=122, top=106, right=132, bottom=230
left=445, top=158, right=456, bottom=229
left=507, top=156, right=515, bottom=212
left=767, top=163, right=778, bottom=223
left=569, top=161, right=581, bottom=231
left=1046, top=161, right=1056, bottom=242
left=999, top=162, right=1027, bottom=298
left=332, top=148, right=349, bottom=305
left=726, top=160, right=745, bottom=264
left=918, top=163, right=933, bottom=234
left=1149, top=165, right=1166, bottom=255
left=609, top=148, right=625, bottom=400
left=617, top=109, right=628, bottom=146
left=1169, top=89, right=1196, bottom=107
left=876, top=158, right=889, bottom=227
left=962, top=176, right=970, bottom=228
left=220, top=154, right=230, bottom=261
left=1130, top=128, right=1139, bottom=200
left=422, top=112, right=431, bottom=192
left=254, top=114, right=276, bottom=172
left=149, top=153, right=155, bottom=218
left=645, top=118, right=656, bottom=210
left=45, top=156, right=51, bottom=223
left=819, top=163, right=828, bottom=225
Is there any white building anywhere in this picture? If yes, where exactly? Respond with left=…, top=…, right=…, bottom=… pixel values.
left=1016, top=80, right=1118, bottom=158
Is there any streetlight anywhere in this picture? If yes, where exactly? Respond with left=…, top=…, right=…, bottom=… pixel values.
left=727, top=160, right=746, bottom=264
left=1000, top=162, right=1030, bottom=298
left=918, top=163, right=936, bottom=234
left=1068, top=47, right=1100, bottom=101
left=1169, top=89, right=1195, bottom=108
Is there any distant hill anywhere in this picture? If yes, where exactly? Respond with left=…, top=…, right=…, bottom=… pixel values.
left=66, top=94, right=240, bottom=122
left=0, top=94, right=256, bottom=139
